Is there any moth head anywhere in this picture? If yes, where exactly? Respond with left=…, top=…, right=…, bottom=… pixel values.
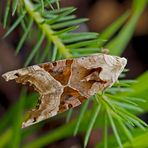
left=101, top=54, right=127, bottom=84
left=103, top=54, right=127, bottom=70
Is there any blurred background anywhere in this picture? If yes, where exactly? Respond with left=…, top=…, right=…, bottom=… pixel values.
left=0, top=0, right=148, bottom=147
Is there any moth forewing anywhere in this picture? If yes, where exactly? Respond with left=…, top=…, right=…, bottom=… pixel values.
left=2, top=54, right=127, bottom=128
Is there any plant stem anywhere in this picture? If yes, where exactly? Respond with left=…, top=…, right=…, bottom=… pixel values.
left=23, top=0, right=72, bottom=58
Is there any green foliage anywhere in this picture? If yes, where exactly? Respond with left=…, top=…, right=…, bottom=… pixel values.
left=0, top=0, right=148, bottom=148
left=3, top=0, right=11, bottom=28
left=84, top=103, right=101, bottom=147
left=74, top=99, right=90, bottom=136
left=106, top=0, right=148, bottom=55
left=24, top=32, right=45, bottom=66
left=15, top=19, right=33, bottom=54
left=3, top=11, right=26, bottom=38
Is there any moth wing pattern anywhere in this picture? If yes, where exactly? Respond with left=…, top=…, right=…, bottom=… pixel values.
left=2, top=54, right=127, bottom=128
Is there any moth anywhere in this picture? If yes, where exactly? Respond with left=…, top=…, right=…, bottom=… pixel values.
left=2, top=54, right=127, bottom=128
